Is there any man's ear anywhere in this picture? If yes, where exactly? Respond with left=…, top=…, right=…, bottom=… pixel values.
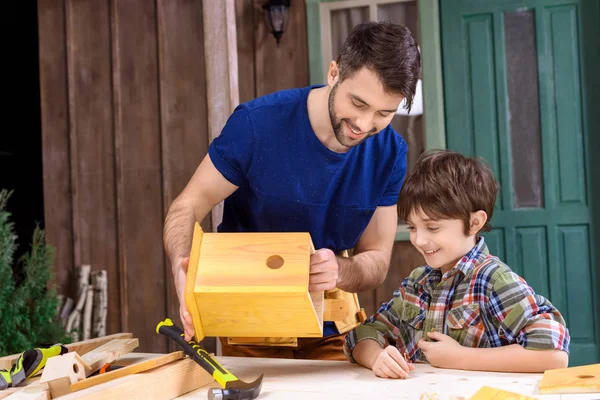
left=327, top=61, right=339, bottom=87
left=469, top=210, right=488, bottom=235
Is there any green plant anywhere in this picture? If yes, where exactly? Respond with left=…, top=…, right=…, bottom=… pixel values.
left=0, top=189, right=71, bottom=357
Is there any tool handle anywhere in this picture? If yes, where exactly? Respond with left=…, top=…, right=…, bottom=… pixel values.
left=156, top=319, right=216, bottom=374
left=156, top=318, right=236, bottom=388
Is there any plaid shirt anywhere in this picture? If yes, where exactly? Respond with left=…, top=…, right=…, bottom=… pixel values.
left=344, top=237, right=570, bottom=363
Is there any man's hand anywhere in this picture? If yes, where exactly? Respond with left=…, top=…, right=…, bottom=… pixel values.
left=372, top=345, right=414, bottom=379
left=418, top=331, right=465, bottom=369
left=309, top=249, right=339, bottom=291
left=174, top=256, right=195, bottom=341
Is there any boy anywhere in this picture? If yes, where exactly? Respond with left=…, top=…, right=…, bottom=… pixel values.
left=343, top=150, right=570, bottom=377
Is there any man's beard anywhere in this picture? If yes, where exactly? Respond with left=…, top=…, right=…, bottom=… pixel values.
left=328, top=83, right=374, bottom=148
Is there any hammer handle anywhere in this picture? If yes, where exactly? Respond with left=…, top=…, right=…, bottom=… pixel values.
left=156, top=318, right=237, bottom=388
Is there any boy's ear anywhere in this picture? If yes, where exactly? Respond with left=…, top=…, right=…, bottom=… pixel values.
left=469, top=210, right=488, bottom=235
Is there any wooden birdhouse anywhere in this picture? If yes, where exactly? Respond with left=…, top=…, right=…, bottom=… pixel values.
left=184, top=222, right=325, bottom=343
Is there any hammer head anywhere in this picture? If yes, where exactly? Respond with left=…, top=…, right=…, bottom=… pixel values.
left=207, top=374, right=264, bottom=400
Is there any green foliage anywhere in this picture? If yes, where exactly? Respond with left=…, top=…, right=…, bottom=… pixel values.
left=0, top=189, right=71, bottom=357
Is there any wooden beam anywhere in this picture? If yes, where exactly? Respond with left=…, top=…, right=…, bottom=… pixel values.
left=0, top=333, right=133, bottom=371
left=201, top=0, right=239, bottom=231
left=69, top=352, right=184, bottom=393
left=57, top=358, right=214, bottom=400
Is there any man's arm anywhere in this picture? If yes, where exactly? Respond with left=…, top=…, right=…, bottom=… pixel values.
left=337, top=205, right=397, bottom=292
left=163, top=154, right=238, bottom=265
left=163, top=154, right=237, bottom=339
left=308, top=205, right=397, bottom=292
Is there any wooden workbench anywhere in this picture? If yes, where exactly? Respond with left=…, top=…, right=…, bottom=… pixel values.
left=177, top=356, right=598, bottom=400
left=4, top=353, right=597, bottom=399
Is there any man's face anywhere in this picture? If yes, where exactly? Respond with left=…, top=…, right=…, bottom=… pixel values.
left=328, top=67, right=404, bottom=148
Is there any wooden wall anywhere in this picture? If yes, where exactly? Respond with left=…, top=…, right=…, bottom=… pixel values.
left=38, top=0, right=424, bottom=354
left=38, top=0, right=211, bottom=353
left=235, top=0, right=309, bottom=101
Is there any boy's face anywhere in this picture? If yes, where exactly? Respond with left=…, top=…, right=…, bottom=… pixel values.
left=327, top=65, right=404, bottom=148
left=406, top=209, right=478, bottom=274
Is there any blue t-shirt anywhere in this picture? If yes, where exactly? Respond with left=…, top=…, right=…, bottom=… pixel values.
left=208, top=85, right=408, bottom=335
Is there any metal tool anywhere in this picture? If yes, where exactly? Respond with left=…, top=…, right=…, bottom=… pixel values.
left=156, top=318, right=263, bottom=400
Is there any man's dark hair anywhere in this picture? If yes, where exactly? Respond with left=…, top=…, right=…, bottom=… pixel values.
left=336, top=21, right=421, bottom=113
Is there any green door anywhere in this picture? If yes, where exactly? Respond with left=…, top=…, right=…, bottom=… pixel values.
left=441, top=0, right=600, bottom=366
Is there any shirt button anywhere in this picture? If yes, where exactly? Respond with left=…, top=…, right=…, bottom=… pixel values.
left=431, top=327, right=437, bottom=332
left=458, top=318, right=465, bottom=325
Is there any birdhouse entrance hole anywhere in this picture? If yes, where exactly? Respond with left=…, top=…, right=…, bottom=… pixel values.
left=266, top=255, right=284, bottom=269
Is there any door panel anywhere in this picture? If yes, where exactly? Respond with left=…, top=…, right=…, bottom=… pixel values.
left=441, top=0, right=599, bottom=366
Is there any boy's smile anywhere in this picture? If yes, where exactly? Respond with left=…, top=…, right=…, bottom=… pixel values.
left=406, top=209, right=479, bottom=274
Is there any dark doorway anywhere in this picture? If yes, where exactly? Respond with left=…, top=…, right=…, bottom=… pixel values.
left=1, top=0, right=44, bottom=268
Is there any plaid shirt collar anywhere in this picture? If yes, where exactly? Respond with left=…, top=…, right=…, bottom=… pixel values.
left=417, top=236, right=489, bottom=287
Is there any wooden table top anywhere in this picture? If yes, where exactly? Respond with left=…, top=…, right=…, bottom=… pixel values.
left=178, top=356, right=598, bottom=400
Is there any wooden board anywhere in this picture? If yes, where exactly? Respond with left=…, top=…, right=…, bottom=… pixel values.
left=539, top=363, right=600, bottom=394
left=469, top=386, right=538, bottom=399
left=0, top=333, right=133, bottom=371
left=69, top=351, right=184, bottom=393
left=111, top=0, right=168, bottom=353
left=80, top=339, right=139, bottom=376
left=57, top=357, right=214, bottom=400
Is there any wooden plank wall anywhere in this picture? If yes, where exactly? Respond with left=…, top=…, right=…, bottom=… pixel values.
left=235, top=0, right=309, bottom=101
left=38, top=0, right=211, bottom=353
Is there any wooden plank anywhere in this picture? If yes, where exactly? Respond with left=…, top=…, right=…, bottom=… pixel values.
left=37, top=0, right=74, bottom=295
left=156, top=0, right=212, bottom=352
left=538, top=363, right=600, bottom=394
left=69, top=351, right=184, bottom=393
left=202, top=0, right=239, bottom=229
left=65, top=0, right=120, bottom=334
left=0, top=333, right=133, bottom=371
left=235, top=0, right=256, bottom=103
left=3, top=384, right=50, bottom=400
left=254, top=0, right=309, bottom=97
left=57, top=358, right=214, bottom=400
left=111, top=0, right=167, bottom=354
left=80, top=339, right=139, bottom=376
left=469, top=386, right=537, bottom=399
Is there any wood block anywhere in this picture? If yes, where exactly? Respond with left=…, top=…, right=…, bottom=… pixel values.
left=46, top=377, right=71, bottom=398
left=39, top=353, right=89, bottom=384
left=185, top=223, right=323, bottom=342
left=3, top=381, right=50, bottom=400
left=0, top=333, right=133, bottom=371
left=323, top=298, right=349, bottom=321
left=538, top=363, right=600, bottom=394
left=69, top=351, right=184, bottom=393
left=468, top=386, right=537, bottom=399
left=80, top=339, right=139, bottom=376
left=56, top=358, right=214, bottom=400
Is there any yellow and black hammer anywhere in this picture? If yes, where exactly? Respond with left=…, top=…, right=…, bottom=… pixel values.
left=156, top=318, right=263, bottom=400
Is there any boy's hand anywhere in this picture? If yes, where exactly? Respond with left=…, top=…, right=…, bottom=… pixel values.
left=418, top=331, right=464, bottom=368
left=372, top=345, right=415, bottom=379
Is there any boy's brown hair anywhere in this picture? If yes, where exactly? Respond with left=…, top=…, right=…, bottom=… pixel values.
left=397, top=150, right=500, bottom=235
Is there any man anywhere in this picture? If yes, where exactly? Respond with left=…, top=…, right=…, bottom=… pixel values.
left=163, top=21, right=421, bottom=360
